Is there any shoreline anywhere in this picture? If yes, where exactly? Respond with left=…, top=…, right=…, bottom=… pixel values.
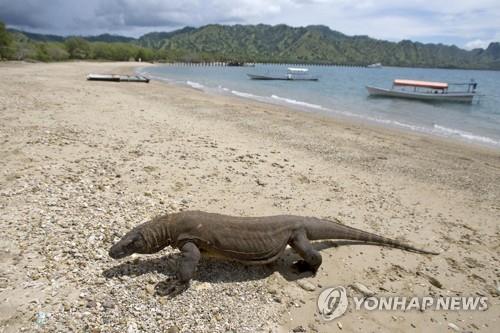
left=137, top=64, right=500, bottom=151
left=0, top=61, right=498, bottom=333
left=137, top=64, right=500, bottom=155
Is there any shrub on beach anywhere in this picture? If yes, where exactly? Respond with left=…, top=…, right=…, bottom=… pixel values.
left=0, top=20, right=169, bottom=62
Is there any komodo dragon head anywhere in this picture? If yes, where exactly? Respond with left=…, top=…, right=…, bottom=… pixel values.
left=109, top=218, right=171, bottom=259
left=109, top=229, right=148, bottom=259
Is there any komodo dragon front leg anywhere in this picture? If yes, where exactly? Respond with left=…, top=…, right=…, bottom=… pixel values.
left=289, top=229, right=322, bottom=274
left=177, top=242, right=201, bottom=282
left=156, top=242, right=201, bottom=297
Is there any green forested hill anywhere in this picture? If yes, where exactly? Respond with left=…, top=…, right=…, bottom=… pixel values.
left=2, top=22, right=499, bottom=69
left=137, top=24, right=500, bottom=69
left=7, top=29, right=136, bottom=43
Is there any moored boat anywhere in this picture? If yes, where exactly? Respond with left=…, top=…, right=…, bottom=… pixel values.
left=87, top=74, right=150, bottom=83
left=247, top=67, right=319, bottom=81
left=366, top=79, right=477, bottom=103
left=367, top=62, right=382, bottom=68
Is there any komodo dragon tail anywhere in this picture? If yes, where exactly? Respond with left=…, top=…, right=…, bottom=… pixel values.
left=304, top=217, right=439, bottom=255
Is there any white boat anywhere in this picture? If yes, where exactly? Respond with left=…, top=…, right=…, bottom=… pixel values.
left=367, top=63, right=382, bottom=68
left=247, top=67, right=319, bottom=81
left=366, top=79, right=477, bottom=103
left=87, top=74, right=150, bottom=83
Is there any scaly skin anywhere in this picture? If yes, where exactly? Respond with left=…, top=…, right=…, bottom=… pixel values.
left=109, top=211, right=438, bottom=292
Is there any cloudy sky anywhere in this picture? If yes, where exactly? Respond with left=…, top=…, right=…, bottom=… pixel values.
left=1, top=0, right=499, bottom=49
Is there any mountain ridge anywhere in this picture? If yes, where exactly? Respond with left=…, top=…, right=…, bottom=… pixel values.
left=5, top=24, right=500, bottom=69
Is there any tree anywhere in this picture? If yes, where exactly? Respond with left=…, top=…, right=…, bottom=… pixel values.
left=64, top=37, right=91, bottom=59
left=35, top=43, right=50, bottom=61
left=91, top=42, right=114, bottom=60
left=0, top=21, right=13, bottom=59
left=44, top=42, right=70, bottom=61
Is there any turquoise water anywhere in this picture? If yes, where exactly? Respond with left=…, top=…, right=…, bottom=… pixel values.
left=139, top=64, right=500, bottom=148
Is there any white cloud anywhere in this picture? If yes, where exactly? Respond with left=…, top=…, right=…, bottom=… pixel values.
left=93, top=0, right=285, bottom=27
left=464, top=39, right=492, bottom=50
left=273, top=0, right=500, bottom=47
left=0, top=0, right=499, bottom=47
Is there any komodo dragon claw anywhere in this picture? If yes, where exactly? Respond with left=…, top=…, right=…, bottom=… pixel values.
left=155, top=277, right=189, bottom=298
left=291, top=260, right=318, bottom=275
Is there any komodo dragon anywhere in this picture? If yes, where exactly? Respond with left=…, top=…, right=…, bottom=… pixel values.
left=109, top=211, right=438, bottom=292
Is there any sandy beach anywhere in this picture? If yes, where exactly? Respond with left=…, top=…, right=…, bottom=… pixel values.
left=0, top=61, right=499, bottom=332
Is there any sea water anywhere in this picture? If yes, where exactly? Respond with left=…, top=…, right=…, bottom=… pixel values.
left=139, top=64, right=500, bottom=149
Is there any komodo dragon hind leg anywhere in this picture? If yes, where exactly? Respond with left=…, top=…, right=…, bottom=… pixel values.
left=289, top=229, right=322, bottom=274
left=155, top=242, right=200, bottom=297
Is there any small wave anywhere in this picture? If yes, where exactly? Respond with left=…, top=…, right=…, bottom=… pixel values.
left=433, top=125, right=500, bottom=145
left=271, top=95, right=324, bottom=110
left=331, top=109, right=430, bottom=132
left=187, top=81, right=204, bottom=89
left=338, top=113, right=500, bottom=146
left=231, top=90, right=257, bottom=98
left=147, top=75, right=171, bottom=82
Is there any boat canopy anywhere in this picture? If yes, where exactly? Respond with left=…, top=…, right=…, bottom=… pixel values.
left=394, top=79, right=448, bottom=90
left=287, top=67, right=309, bottom=72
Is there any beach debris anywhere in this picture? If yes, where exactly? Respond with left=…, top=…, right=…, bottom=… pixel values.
left=35, top=312, right=48, bottom=325
left=193, top=282, right=212, bottom=291
left=308, top=323, right=318, bottom=332
left=417, top=271, right=444, bottom=289
left=273, top=295, right=283, bottom=303
left=167, top=326, right=180, bottom=333
left=337, top=321, right=343, bottom=330
left=447, top=322, right=461, bottom=331
left=427, top=276, right=443, bottom=289
left=296, top=280, right=316, bottom=292
left=101, top=299, right=115, bottom=310
left=256, top=179, right=267, bottom=186
left=350, top=282, right=376, bottom=297
left=0, top=277, right=8, bottom=288
left=145, top=284, right=155, bottom=295
left=292, top=325, right=306, bottom=332
left=127, top=321, right=138, bottom=333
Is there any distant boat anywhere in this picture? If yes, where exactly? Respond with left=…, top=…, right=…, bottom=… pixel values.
left=87, top=74, right=150, bottom=83
left=366, top=79, right=477, bottom=103
left=367, top=63, right=382, bottom=68
left=227, top=61, right=245, bottom=67
left=247, top=67, right=319, bottom=81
